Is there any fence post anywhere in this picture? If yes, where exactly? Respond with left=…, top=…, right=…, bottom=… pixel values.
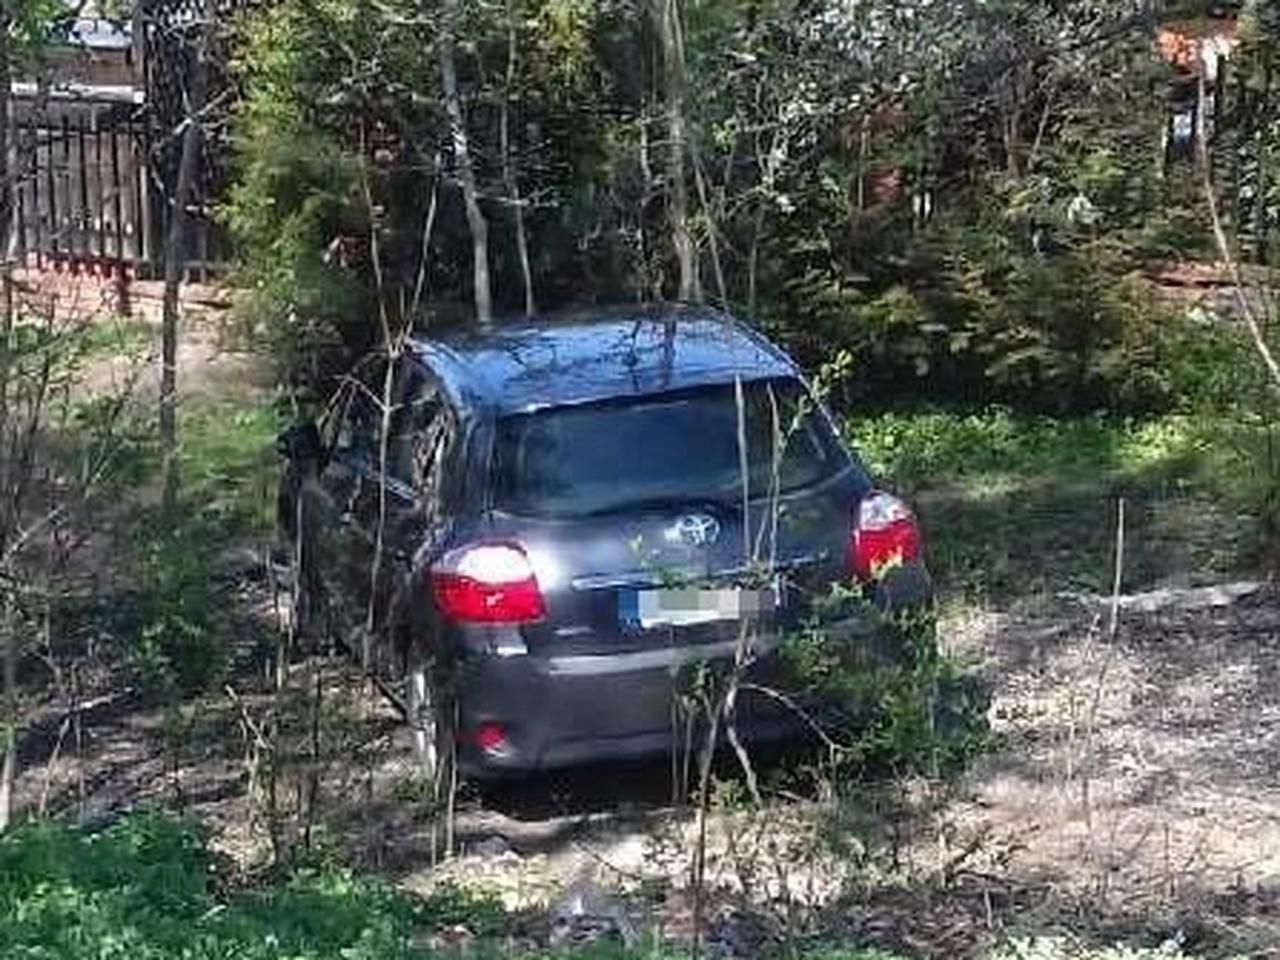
left=46, top=118, right=58, bottom=265
left=27, top=116, right=41, bottom=270
left=76, top=112, right=90, bottom=268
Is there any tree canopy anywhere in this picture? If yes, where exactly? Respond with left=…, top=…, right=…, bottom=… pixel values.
left=224, top=0, right=1276, bottom=413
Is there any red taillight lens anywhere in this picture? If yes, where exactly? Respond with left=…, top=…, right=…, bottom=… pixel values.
left=431, top=543, right=547, bottom=624
left=472, top=722, right=508, bottom=754
left=849, top=491, right=920, bottom=580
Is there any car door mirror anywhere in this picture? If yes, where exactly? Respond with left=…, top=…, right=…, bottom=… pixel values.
left=277, top=421, right=324, bottom=463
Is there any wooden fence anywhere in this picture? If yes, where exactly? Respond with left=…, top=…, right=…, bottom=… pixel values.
left=8, top=109, right=229, bottom=280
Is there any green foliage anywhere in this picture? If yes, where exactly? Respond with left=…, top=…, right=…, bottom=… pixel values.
left=225, top=0, right=643, bottom=388
left=2, top=813, right=919, bottom=960
left=0, top=814, right=214, bottom=959
left=846, top=407, right=1274, bottom=599
left=0, top=809, right=1230, bottom=960
left=0, top=813, right=507, bottom=960
left=848, top=406, right=1266, bottom=496
left=787, top=231, right=1216, bottom=415
left=223, top=0, right=366, bottom=386
left=4, top=0, right=64, bottom=56
left=221, top=0, right=1253, bottom=422
left=780, top=590, right=990, bottom=779
left=123, top=398, right=281, bottom=699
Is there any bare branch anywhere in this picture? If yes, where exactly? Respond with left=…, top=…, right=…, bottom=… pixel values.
left=1196, top=73, right=1280, bottom=393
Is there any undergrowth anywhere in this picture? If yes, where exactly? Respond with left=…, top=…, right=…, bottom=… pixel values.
left=90, top=393, right=283, bottom=700
left=0, top=813, right=1223, bottom=960
left=846, top=408, right=1277, bottom=601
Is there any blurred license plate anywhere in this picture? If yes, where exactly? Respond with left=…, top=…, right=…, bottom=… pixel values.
left=619, top=584, right=780, bottom=629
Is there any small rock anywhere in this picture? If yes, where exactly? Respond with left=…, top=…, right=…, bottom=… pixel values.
left=548, top=869, right=639, bottom=947
left=469, top=835, right=514, bottom=859
left=212, top=545, right=265, bottom=582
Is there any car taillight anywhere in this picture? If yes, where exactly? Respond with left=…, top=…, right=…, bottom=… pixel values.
left=431, top=543, right=546, bottom=624
left=472, top=722, right=508, bottom=754
left=849, top=491, right=920, bottom=580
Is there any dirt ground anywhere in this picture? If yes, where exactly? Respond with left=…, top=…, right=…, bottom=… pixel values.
left=9, top=293, right=1280, bottom=957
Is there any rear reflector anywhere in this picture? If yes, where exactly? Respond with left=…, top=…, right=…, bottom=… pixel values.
left=431, top=543, right=547, bottom=624
left=849, top=491, right=920, bottom=580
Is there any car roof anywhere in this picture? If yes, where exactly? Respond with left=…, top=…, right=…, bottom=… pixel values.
left=406, top=304, right=799, bottom=416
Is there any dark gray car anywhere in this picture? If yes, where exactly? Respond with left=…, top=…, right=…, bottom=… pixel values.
left=277, top=305, right=930, bottom=777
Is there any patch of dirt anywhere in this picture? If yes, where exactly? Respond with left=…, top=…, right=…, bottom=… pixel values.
left=931, top=584, right=1280, bottom=953
left=389, top=585, right=1280, bottom=955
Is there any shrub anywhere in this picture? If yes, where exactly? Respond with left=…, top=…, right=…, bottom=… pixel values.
left=779, top=589, right=990, bottom=781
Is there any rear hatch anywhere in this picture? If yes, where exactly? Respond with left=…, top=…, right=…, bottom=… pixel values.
left=486, top=377, right=871, bottom=656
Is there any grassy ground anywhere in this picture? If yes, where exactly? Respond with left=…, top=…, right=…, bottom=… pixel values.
left=847, top=409, right=1273, bottom=605
left=0, top=813, right=1212, bottom=960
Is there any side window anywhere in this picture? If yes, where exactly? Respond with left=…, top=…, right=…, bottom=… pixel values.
left=387, top=365, right=458, bottom=521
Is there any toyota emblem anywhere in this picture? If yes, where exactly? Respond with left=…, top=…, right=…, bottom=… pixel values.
left=668, top=513, right=721, bottom=548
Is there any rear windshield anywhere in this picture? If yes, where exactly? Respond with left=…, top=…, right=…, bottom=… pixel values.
left=492, top=378, right=847, bottom=517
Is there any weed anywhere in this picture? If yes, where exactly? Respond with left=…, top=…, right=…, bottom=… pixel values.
left=75, top=318, right=153, bottom=360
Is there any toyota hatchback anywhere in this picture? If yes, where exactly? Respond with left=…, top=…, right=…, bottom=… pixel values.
left=276, top=305, right=931, bottom=778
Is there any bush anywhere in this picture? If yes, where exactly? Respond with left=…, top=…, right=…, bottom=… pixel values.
left=784, top=234, right=1195, bottom=416
left=223, top=0, right=370, bottom=390
left=124, top=399, right=281, bottom=700
left=779, top=589, right=990, bottom=780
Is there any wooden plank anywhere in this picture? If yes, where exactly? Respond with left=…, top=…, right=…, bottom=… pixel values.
left=132, top=123, right=147, bottom=267
left=47, top=120, right=60, bottom=262
left=61, top=113, right=73, bottom=264
left=94, top=115, right=107, bottom=261
left=15, top=140, right=27, bottom=264
left=77, top=113, right=90, bottom=264
left=30, top=117, right=44, bottom=269
left=111, top=124, right=125, bottom=263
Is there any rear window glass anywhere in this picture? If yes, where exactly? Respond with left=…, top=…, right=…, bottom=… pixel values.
left=492, top=378, right=846, bottom=517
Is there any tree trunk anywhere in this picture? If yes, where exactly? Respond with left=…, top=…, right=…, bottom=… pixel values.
left=0, top=571, right=13, bottom=833
left=0, top=9, right=14, bottom=834
left=655, top=0, right=699, bottom=302
left=747, top=203, right=763, bottom=316
left=159, top=121, right=200, bottom=514
left=159, top=3, right=210, bottom=513
left=690, top=148, right=725, bottom=306
left=502, top=0, right=535, bottom=317
left=439, top=0, right=493, bottom=327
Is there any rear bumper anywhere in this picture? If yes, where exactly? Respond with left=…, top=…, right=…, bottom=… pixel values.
left=453, top=640, right=804, bottom=777
left=451, top=563, right=931, bottom=777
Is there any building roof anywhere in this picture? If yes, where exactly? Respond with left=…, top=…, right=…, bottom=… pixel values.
left=67, top=16, right=132, bottom=50
left=9, top=81, right=143, bottom=104
left=408, top=305, right=798, bottom=416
